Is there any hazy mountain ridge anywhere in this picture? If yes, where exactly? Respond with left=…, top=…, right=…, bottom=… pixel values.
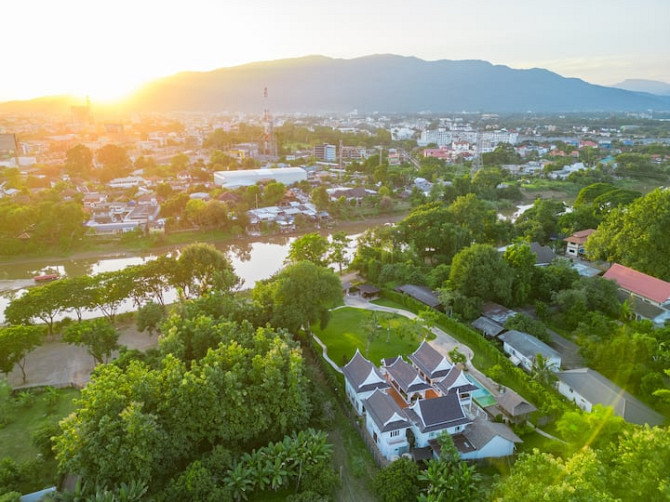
left=2, top=55, right=670, bottom=114
left=612, top=79, right=670, bottom=96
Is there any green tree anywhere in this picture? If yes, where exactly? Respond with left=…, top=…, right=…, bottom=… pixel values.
left=373, top=457, right=420, bottom=502
left=171, top=242, right=241, bottom=298
left=503, top=242, right=536, bottom=306
left=263, top=182, right=286, bottom=206
left=286, top=233, right=330, bottom=267
left=136, top=302, right=165, bottom=337
left=254, top=261, right=342, bottom=334
left=0, top=325, right=43, bottom=383
left=328, top=232, right=351, bottom=274
left=89, top=271, right=135, bottom=323
left=418, top=433, right=482, bottom=502
left=96, top=144, right=132, bottom=182
left=64, top=144, right=93, bottom=178
left=310, top=186, right=330, bottom=211
left=63, top=318, right=119, bottom=365
left=586, top=188, right=670, bottom=281
left=449, top=244, right=513, bottom=305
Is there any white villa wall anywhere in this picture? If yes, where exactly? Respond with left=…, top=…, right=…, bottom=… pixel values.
left=365, top=418, right=409, bottom=459
left=460, top=436, right=516, bottom=460
left=412, top=424, right=466, bottom=449
left=556, top=381, right=593, bottom=412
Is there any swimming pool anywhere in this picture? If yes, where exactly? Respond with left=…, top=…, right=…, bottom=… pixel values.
left=465, top=374, right=497, bottom=408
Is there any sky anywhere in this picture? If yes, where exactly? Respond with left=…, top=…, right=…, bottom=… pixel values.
left=2, top=0, right=669, bottom=102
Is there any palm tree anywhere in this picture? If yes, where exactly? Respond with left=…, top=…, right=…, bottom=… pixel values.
left=531, top=353, right=558, bottom=386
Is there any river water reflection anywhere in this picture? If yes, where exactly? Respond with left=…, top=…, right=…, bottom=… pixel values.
left=0, top=226, right=369, bottom=324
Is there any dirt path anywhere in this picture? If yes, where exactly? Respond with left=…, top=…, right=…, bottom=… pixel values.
left=330, top=427, right=376, bottom=502
left=7, top=322, right=159, bottom=390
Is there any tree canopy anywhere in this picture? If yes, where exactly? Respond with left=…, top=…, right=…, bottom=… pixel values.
left=253, top=261, right=342, bottom=333
left=586, top=188, right=670, bottom=281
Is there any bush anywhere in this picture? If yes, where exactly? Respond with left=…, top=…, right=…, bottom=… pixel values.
left=373, top=458, right=420, bottom=502
left=31, top=421, right=61, bottom=458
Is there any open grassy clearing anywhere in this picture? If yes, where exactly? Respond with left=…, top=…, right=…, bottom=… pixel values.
left=0, top=387, right=79, bottom=463
left=315, top=307, right=430, bottom=366
left=0, top=386, right=79, bottom=494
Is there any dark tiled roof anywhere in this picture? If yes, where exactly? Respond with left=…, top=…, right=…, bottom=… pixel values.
left=461, top=417, right=522, bottom=450
left=358, top=283, right=381, bottom=294
left=434, top=368, right=477, bottom=395
left=363, top=389, right=411, bottom=433
left=471, top=316, right=504, bottom=337
left=481, top=302, right=517, bottom=324
left=395, top=284, right=441, bottom=308
left=530, top=242, right=557, bottom=266
left=408, top=341, right=453, bottom=379
left=342, top=350, right=389, bottom=393
left=405, top=394, right=471, bottom=433
left=385, top=358, right=432, bottom=394
left=496, top=389, right=537, bottom=417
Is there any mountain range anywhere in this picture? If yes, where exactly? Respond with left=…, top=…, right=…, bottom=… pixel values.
left=612, top=79, right=670, bottom=96
left=3, top=55, right=670, bottom=115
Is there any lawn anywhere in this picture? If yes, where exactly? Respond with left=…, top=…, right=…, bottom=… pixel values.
left=315, top=307, right=428, bottom=366
left=0, top=386, right=80, bottom=493
left=0, top=387, right=79, bottom=462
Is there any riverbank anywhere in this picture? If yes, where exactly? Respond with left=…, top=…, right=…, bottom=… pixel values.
left=0, top=211, right=407, bottom=267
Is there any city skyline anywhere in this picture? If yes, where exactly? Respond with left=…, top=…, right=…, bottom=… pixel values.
left=2, top=0, right=669, bottom=102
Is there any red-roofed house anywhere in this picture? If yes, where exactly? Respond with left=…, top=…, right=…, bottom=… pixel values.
left=564, top=229, right=596, bottom=257
left=603, top=263, right=670, bottom=307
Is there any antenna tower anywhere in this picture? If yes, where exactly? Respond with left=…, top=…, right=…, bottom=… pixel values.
left=263, top=87, right=277, bottom=159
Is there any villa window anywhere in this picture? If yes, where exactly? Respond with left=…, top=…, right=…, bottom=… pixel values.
left=390, top=430, right=400, bottom=437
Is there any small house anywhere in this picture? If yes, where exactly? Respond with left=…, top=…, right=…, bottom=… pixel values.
left=557, top=368, right=665, bottom=426
left=498, top=330, right=561, bottom=373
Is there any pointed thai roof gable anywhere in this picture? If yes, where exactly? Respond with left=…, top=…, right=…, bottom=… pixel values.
left=603, top=263, right=670, bottom=305
left=405, top=394, right=471, bottom=433
left=408, top=340, right=453, bottom=380
left=342, top=349, right=389, bottom=393
left=385, top=357, right=432, bottom=394
left=363, top=389, right=411, bottom=432
left=435, top=367, right=478, bottom=395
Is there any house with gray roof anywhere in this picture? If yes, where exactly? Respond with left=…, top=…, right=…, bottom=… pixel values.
left=408, top=340, right=453, bottom=383
left=481, top=302, right=517, bottom=325
left=453, top=417, right=522, bottom=460
left=487, top=388, right=537, bottom=424
left=362, top=389, right=412, bottom=459
left=342, top=350, right=389, bottom=415
left=404, top=394, right=472, bottom=448
left=498, top=330, right=561, bottom=373
left=395, top=284, right=441, bottom=309
left=557, top=368, right=665, bottom=426
left=471, top=316, right=504, bottom=338
left=383, top=357, right=433, bottom=403
left=433, top=367, right=478, bottom=409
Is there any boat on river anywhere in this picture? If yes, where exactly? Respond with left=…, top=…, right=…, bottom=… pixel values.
left=33, top=274, right=59, bottom=282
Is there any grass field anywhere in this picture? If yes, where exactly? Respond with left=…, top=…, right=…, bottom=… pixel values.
left=315, top=307, right=429, bottom=366
left=0, top=387, right=79, bottom=463
left=0, top=386, right=79, bottom=494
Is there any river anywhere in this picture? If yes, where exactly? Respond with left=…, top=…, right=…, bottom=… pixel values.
left=0, top=222, right=380, bottom=324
